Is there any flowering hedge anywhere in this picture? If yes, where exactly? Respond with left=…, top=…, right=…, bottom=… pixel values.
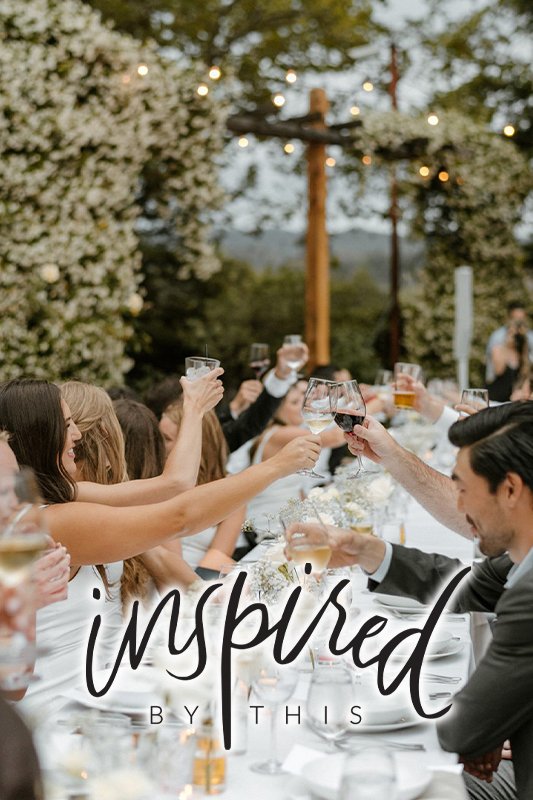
left=346, top=110, right=532, bottom=382
left=0, top=0, right=225, bottom=383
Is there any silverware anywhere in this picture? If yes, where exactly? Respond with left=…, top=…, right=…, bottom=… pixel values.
left=423, top=673, right=461, bottom=684
left=429, top=691, right=452, bottom=699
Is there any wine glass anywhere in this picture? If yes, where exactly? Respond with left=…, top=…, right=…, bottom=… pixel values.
left=332, top=380, right=366, bottom=478
left=250, top=664, right=298, bottom=774
left=307, top=666, right=354, bottom=751
left=299, top=378, right=337, bottom=478
left=460, top=388, right=489, bottom=412
left=0, top=468, right=49, bottom=690
left=283, top=335, right=306, bottom=380
left=284, top=523, right=332, bottom=578
left=249, top=343, right=271, bottom=379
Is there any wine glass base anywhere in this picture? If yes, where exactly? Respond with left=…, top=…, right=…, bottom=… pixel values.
left=297, top=468, right=325, bottom=478
left=250, top=759, right=287, bottom=775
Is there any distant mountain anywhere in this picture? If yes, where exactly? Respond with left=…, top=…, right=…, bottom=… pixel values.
left=216, top=227, right=425, bottom=287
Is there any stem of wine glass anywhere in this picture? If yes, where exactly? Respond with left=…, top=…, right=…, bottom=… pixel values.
left=269, top=703, right=279, bottom=767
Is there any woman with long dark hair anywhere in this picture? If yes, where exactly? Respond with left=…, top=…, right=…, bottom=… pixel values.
left=0, top=378, right=320, bottom=715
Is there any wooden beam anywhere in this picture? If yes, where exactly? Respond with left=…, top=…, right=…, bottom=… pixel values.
left=305, top=89, right=330, bottom=369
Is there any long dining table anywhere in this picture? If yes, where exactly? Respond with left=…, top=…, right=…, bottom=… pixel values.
left=34, top=493, right=475, bottom=800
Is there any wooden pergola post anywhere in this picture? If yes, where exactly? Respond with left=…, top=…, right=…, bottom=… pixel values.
left=305, top=88, right=330, bottom=370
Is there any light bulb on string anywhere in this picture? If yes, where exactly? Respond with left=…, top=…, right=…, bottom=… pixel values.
left=419, top=165, right=430, bottom=177
left=326, top=156, right=336, bottom=167
left=273, top=92, right=286, bottom=108
left=209, top=65, right=221, bottom=80
left=137, top=64, right=149, bottom=76
left=503, top=125, right=515, bottom=137
left=362, top=80, right=374, bottom=92
left=427, top=113, right=439, bottom=126
left=350, top=105, right=360, bottom=116
left=197, top=83, right=209, bottom=96
left=285, top=69, right=297, bottom=84
left=438, top=170, right=449, bottom=182
left=284, top=143, right=295, bottom=154
left=238, top=137, right=249, bottom=148
left=362, top=154, right=372, bottom=166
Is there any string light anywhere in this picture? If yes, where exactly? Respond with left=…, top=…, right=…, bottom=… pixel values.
left=350, top=105, right=360, bottom=116
left=128, top=293, right=144, bottom=316
left=362, top=81, right=374, bottom=92
left=284, top=143, right=295, bottom=154
left=419, top=166, right=430, bottom=177
left=362, top=154, right=372, bottom=166
left=438, top=170, right=449, bottom=182
left=197, top=83, right=209, bottom=96
left=326, top=156, right=336, bottom=167
left=503, top=125, right=515, bottom=137
left=208, top=65, right=221, bottom=80
left=238, top=137, right=249, bottom=148
left=427, top=113, right=439, bottom=126
left=285, top=69, right=297, bottom=84
left=137, top=64, right=149, bottom=76
left=273, top=92, right=286, bottom=108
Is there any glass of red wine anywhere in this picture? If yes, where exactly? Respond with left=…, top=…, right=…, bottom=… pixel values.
left=249, top=343, right=271, bottom=379
left=333, top=380, right=366, bottom=478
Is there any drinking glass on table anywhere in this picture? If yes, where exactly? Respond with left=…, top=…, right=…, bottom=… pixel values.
left=250, top=664, right=298, bottom=774
left=299, top=378, right=337, bottom=478
left=340, top=747, right=398, bottom=800
left=185, top=356, right=221, bottom=381
left=393, top=362, right=421, bottom=409
left=460, top=388, right=489, bottom=412
left=332, top=380, right=366, bottom=478
left=307, top=666, right=353, bottom=751
left=283, top=334, right=306, bottom=380
left=249, top=343, right=271, bottom=379
left=0, top=469, right=49, bottom=690
left=284, top=522, right=332, bottom=578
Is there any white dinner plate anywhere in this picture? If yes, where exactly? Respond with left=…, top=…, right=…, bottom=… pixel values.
left=67, top=686, right=158, bottom=716
left=348, top=716, right=421, bottom=733
left=373, top=594, right=428, bottom=613
left=303, top=753, right=430, bottom=800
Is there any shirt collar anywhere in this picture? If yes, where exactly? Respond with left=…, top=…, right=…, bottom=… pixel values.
left=504, top=546, right=533, bottom=589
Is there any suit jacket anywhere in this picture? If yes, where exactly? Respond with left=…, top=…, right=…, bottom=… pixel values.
left=371, top=546, right=532, bottom=799
left=217, top=388, right=283, bottom=453
left=0, top=695, right=42, bottom=799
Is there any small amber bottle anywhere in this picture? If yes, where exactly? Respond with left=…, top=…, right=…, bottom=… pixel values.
left=192, top=719, right=226, bottom=795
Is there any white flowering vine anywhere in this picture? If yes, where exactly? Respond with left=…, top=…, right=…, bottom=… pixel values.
left=0, top=0, right=226, bottom=382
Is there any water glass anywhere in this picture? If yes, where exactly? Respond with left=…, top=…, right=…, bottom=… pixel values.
left=250, top=665, right=298, bottom=774
left=340, top=747, right=398, bottom=800
left=185, top=356, right=221, bottom=381
left=307, top=666, right=353, bottom=750
left=460, top=388, right=489, bottom=411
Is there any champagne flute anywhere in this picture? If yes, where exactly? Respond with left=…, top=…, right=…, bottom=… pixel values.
left=307, top=666, right=354, bottom=751
left=249, top=343, right=271, bottom=379
left=0, top=468, right=49, bottom=690
left=333, top=380, right=366, bottom=478
left=299, top=378, right=336, bottom=478
left=283, top=335, right=306, bottom=380
left=250, top=665, right=298, bottom=774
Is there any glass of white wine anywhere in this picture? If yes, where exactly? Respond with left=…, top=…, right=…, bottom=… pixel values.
left=285, top=523, right=332, bottom=578
left=0, top=468, right=49, bottom=690
left=299, top=378, right=337, bottom=478
left=283, top=334, right=307, bottom=380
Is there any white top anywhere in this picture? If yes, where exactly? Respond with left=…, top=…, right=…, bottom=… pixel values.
left=19, top=561, right=123, bottom=720
left=245, top=427, right=304, bottom=532
left=180, top=525, right=217, bottom=570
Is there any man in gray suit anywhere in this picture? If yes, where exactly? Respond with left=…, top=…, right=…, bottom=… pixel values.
left=290, top=402, right=533, bottom=799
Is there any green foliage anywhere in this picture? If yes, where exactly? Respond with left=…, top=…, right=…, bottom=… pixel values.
left=83, top=0, right=383, bottom=104
left=129, top=259, right=387, bottom=390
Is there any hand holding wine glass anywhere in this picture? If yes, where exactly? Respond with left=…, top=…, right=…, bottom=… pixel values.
left=282, top=335, right=307, bottom=380
left=298, top=378, right=336, bottom=478
left=249, top=343, right=271, bottom=379
left=333, top=380, right=366, bottom=478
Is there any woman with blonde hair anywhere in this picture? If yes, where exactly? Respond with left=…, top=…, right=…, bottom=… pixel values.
left=160, top=401, right=244, bottom=572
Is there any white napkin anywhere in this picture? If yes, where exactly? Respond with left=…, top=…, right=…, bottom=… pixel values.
left=282, top=744, right=325, bottom=776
